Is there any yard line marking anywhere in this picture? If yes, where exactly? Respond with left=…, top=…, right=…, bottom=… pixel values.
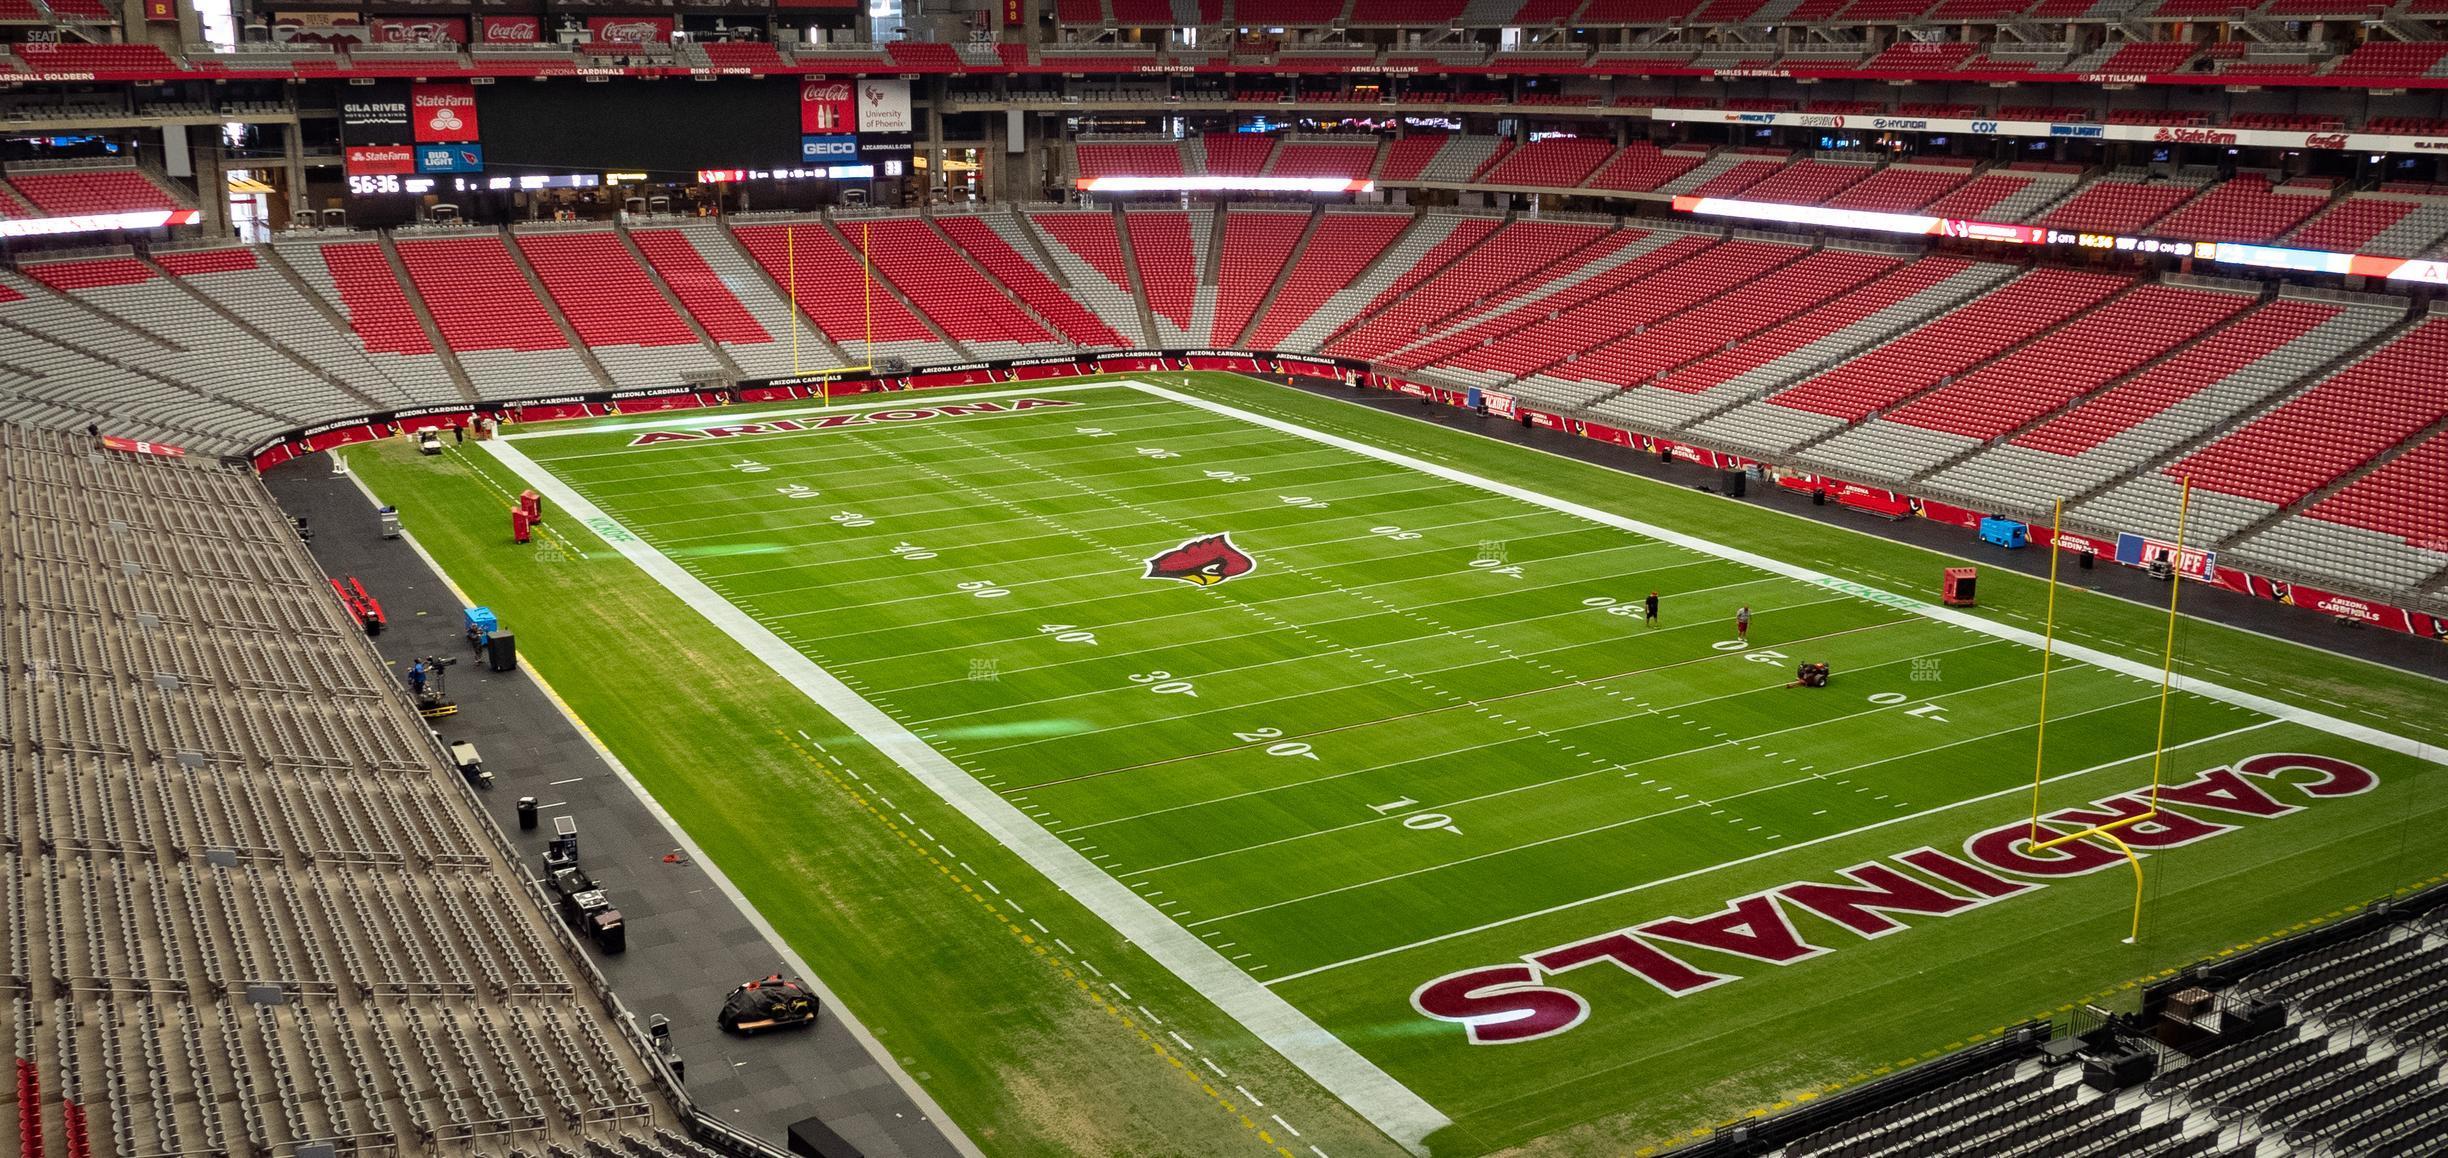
left=1114, top=652, right=2049, bottom=869
left=1237, top=1085, right=1264, bottom=1107
left=1082, top=636, right=2017, bottom=837
left=1272, top=1115, right=1302, bottom=1137
left=1260, top=719, right=2282, bottom=986
left=1133, top=380, right=2444, bottom=769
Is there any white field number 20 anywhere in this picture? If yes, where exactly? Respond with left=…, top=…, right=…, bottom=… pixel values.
left=1231, top=726, right=1315, bottom=760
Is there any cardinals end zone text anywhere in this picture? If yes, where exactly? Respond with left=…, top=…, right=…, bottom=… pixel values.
left=623, top=398, right=1077, bottom=446
left=1412, top=753, right=2377, bottom=1045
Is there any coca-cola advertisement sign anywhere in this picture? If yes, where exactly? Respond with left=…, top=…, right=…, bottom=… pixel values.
left=370, top=17, right=467, bottom=44
left=801, top=78, right=855, bottom=133
left=477, top=14, right=542, bottom=42
left=2302, top=132, right=2348, bottom=150
left=586, top=15, right=673, bottom=43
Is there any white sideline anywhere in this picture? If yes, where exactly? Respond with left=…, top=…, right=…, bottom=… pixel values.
left=479, top=428, right=1456, bottom=1155
left=1129, top=381, right=2447, bottom=770
left=337, top=462, right=985, bottom=1158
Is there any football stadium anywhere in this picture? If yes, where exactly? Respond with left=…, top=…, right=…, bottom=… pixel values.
left=1, top=3, right=2446, bottom=1157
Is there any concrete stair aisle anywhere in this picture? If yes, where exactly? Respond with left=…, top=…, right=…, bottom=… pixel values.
left=1270, top=207, right=1430, bottom=352
left=921, top=211, right=1083, bottom=354
left=2070, top=307, right=2433, bottom=545
left=611, top=225, right=746, bottom=383
left=1776, top=278, right=2159, bottom=479
left=1228, top=205, right=1317, bottom=349
left=1312, top=209, right=1512, bottom=351
left=1192, top=202, right=1227, bottom=347
left=1401, top=230, right=1808, bottom=387
left=1922, top=295, right=2399, bottom=517
left=1368, top=224, right=1641, bottom=362
left=1109, top=203, right=1166, bottom=348
left=261, top=240, right=474, bottom=405
left=136, top=250, right=391, bottom=416
left=711, top=218, right=856, bottom=372
left=1008, top=207, right=1149, bottom=348
left=822, top=213, right=975, bottom=369
left=2220, top=412, right=2448, bottom=594
left=1617, top=260, right=2016, bottom=433
left=371, top=235, right=480, bottom=401
left=495, top=227, right=617, bottom=392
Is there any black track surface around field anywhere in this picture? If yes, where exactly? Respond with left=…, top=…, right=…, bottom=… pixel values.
left=265, top=459, right=968, bottom=1158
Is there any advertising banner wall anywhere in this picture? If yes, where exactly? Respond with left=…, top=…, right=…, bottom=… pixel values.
left=340, top=81, right=412, bottom=142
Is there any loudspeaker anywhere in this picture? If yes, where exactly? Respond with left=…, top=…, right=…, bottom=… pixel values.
left=1658, top=445, right=1673, bottom=464
left=1722, top=470, right=1746, bottom=498
left=788, top=1117, right=866, bottom=1158
left=1812, top=489, right=1827, bottom=506
left=2081, top=1045, right=2157, bottom=1092
left=2079, top=551, right=2095, bottom=571
left=486, top=631, right=517, bottom=672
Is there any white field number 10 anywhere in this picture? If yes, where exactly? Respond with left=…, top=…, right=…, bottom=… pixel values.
left=1366, top=796, right=1462, bottom=835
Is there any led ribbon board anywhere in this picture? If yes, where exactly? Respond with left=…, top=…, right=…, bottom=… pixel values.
left=1671, top=195, right=2448, bottom=286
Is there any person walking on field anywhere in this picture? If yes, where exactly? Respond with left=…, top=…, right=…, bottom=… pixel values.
left=1736, top=604, right=1751, bottom=644
left=1644, top=591, right=1660, bottom=627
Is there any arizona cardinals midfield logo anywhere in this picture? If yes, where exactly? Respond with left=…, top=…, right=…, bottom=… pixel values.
left=1145, top=534, right=1255, bottom=587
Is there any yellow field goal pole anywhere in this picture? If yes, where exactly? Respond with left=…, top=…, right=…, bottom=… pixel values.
left=786, top=223, right=878, bottom=408
left=2024, top=478, right=2193, bottom=945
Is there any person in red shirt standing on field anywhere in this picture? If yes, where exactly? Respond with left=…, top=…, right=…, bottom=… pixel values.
left=1736, top=604, right=1751, bottom=644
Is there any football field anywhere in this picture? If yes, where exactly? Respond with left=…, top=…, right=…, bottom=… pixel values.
left=414, top=375, right=2443, bottom=1155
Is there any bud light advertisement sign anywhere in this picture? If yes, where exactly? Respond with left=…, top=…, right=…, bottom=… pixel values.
left=416, top=143, right=484, bottom=174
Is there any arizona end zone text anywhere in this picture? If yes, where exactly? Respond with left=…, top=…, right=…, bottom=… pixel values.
left=1413, top=753, right=2378, bottom=1044
left=622, top=398, right=1078, bottom=446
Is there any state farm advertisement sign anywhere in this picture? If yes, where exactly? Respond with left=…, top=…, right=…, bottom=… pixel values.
left=801, top=79, right=855, bottom=133
left=411, top=83, right=480, bottom=143
left=587, top=16, right=674, bottom=43
left=477, top=14, right=542, bottom=42
left=345, top=145, right=418, bottom=176
left=369, top=16, right=466, bottom=43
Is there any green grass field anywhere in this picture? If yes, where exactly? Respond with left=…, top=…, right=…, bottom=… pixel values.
left=351, top=373, right=2447, bottom=1158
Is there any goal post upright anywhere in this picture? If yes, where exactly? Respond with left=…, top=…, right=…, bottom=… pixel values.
left=2024, top=478, right=2194, bottom=945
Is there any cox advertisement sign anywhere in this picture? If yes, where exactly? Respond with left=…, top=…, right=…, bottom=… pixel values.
left=801, top=134, right=858, bottom=162
left=415, top=144, right=484, bottom=174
